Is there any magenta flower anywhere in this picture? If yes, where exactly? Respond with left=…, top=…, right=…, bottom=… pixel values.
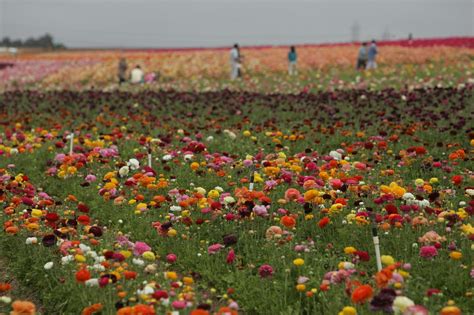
left=133, top=241, right=151, bottom=256
left=226, top=249, right=235, bottom=264
left=258, top=264, right=274, bottom=278
left=166, top=253, right=177, bottom=263
left=419, top=245, right=438, bottom=259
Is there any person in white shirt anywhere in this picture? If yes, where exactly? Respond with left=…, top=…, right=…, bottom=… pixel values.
left=230, top=44, right=241, bottom=80
left=130, top=65, right=144, bottom=84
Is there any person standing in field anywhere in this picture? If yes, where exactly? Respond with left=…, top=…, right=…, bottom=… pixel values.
left=356, top=42, right=368, bottom=70
left=230, top=44, right=241, bottom=80
left=118, top=57, right=128, bottom=84
left=288, top=46, right=297, bottom=75
left=130, top=65, right=144, bottom=84
left=366, top=40, right=378, bottom=69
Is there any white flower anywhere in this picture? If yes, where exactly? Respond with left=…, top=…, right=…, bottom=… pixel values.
left=25, top=237, right=38, bottom=245
left=132, top=258, right=145, bottom=266
left=85, top=278, right=99, bottom=287
left=215, top=186, right=224, bottom=192
left=162, top=154, right=173, bottom=161
left=44, top=261, right=54, bottom=270
left=91, top=264, right=105, bottom=272
left=206, top=136, right=214, bottom=142
left=184, top=154, right=194, bottom=161
left=223, top=129, right=236, bottom=139
left=137, top=285, right=155, bottom=295
left=329, top=150, right=342, bottom=160
left=61, top=255, right=74, bottom=265
left=119, top=165, right=129, bottom=177
left=224, top=196, right=236, bottom=204
left=465, top=189, right=474, bottom=196
left=402, top=193, right=415, bottom=201
left=170, top=205, right=182, bottom=212
left=128, top=158, right=140, bottom=170
left=177, top=129, right=184, bottom=135
left=393, top=296, right=414, bottom=314
left=343, top=262, right=354, bottom=269
left=79, top=244, right=91, bottom=253
left=0, top=296, right=12, bottom=304
left=10, top=148, right=18, bottom=155
left=195, top=187, right=206, bottom=195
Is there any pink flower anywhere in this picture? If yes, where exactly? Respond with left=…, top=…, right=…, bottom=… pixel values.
left=171, top=300, right=187, bottom=309
left=208, top=243, right=224, bottom=255
left=258, top=264, right=274, bottom=278
left=166, top=254, right=177, bottom=263
left=419, top=245, right=438, bottom=259
left=404, top=305, right=429, bottom=315
left=253, top=205, right=268, bottom=217
left=85, top=174, right=97, bottom=182
left=133, top=241, right=151, bottom=256
left=226, top=249, right=235, bottom=264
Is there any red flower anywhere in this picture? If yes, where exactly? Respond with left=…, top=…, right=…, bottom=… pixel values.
left=226, top=249, right=235, bottom=264
left=281, top=215, right=296, bottom=228
left=75, top=269, right=91, bottom=282
left=318, top=217, right=330, bottom=228
left=351, top=284, right=373, bottom=303
left=354, top=250, right=370, bottom=261
left=451, top=175, right=463, bottom=185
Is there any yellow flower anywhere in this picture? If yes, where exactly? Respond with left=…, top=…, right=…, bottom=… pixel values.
left=183, top=277, right=194, bottom=285
left=296, top=284, right=306, bottom=292
left=207, top=189, right=220, bottom=199
left=75, top=254, right=86, bottom=262
left=414, top=178, right=424, bottom=187
left=31, top=209, right=43, bottom=217
left=344, top=247, right=357, bottom=254
left=339, top=306, right=357, bottom=315
left=167, top=228, right=177, bottom=237
left=142, top=251, right=156, bottom=261
left=449, top=251, right=462, bottom=260
left=190, top=162, right=200, bottom=171
left=120, top=250, right=132, bottom=259
left=293, top=258, right=304, bottom=266
left=243, top=130, right=251, bottom=137
left=381, top=255, right=395, bottom=265
left=165, top=272, right=178, bottom=280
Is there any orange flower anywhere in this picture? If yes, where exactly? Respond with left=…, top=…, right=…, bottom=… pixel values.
left=440, top=306, right=461, bottom=315
left=351, top=284, right=373, bottom=303
left=123, top=271, right=137, bottom=280
left=216, top=307, right=238, bottom=315
left=75, top=269, right=91, bottom=282
left=82, top=303, right=103, bottom=315
left=10, top=300, right=36, bottom=315
left=280, top=215, right=296, bottom=228
left=190, top=310, right=210, bottom=315
left=117, top=304, right=155, bottom=315
left=375, top=267, right=394, bottom=288
left=318, top=217, right=330, bottom=228
left=0, top=282, right=11, bottom=292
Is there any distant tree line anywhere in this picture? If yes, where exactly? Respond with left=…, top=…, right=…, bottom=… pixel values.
left=0, top=33, right=66, bottom=49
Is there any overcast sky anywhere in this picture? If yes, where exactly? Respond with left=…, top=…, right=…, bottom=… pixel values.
left=0, top=0, right=472, bottom=48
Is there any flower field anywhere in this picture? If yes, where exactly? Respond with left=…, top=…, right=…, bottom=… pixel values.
left=0, top=37, right=473, bottom=93
left=0, top=38, right=473, bottom=315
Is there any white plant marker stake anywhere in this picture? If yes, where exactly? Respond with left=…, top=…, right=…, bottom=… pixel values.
left=249, top=164, right=255, bottom=191
left=147, top=143, right=152, bottom=168
left=69, top=132, right=74, bottom=155
left=369, top=209, right=382, bottom=271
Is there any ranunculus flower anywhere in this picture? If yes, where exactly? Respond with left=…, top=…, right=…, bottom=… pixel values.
left=419, top=245, right=438, bottom=259
left=258, top=264, right=274, bottom=278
